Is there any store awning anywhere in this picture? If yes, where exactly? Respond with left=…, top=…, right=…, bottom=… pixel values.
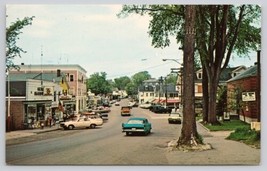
left=152, top=99, right=165, bottom=104
left=161, top=99, right=180, bottom=103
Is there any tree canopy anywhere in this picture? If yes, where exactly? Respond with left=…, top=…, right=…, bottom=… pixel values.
left=87, top=72, right=112, bottom=95
left=118, top=5, right=261, bottom=124
left=114, top=76, right=131, bottom=90
left=6, top=16, right=35, bottom=71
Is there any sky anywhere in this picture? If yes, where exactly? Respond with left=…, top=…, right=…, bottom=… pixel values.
left=5, top=4, right=259, bottom=80
left=6, top=4, right=184, bottom=79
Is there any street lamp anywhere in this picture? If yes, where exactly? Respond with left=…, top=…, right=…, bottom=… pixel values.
left=158, top=76, right=163, bottom=104
left=162, top=58, right=182, bottom=65
left=162, top=59, right=183, bottom=110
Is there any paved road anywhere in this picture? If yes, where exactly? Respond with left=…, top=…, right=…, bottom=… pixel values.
left=6, top=99, right=260, bottom=165
left=6, top=99, right=181, bottom=165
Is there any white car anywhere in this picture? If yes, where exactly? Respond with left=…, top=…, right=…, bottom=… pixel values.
left=139, top=103, right=152, bottom=109
left=60, top=115, right=103, bottom=130
left=168, top=110, right=182, bottom=124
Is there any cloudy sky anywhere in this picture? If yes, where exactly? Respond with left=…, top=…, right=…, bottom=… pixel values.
left=5, top=3, right=260, bottom=80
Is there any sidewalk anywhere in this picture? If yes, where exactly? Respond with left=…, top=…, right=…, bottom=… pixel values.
left=166, top=122, right=260, bottom=165
left=6, top=125, right=60, bottom=140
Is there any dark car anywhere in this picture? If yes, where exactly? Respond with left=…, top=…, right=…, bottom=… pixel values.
left=149, top=104, right=172, bottom=113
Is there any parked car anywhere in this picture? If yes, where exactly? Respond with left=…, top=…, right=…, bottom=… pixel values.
left=149, top=104, right=172, bottom=113
left=115, top=101, right=120, bottom=106
left=168, top=111, right=182, bottom=124
left=60, top=115, right=103, bottom=130
left=128, top=101, right=138, bottom=107
left=139, top=103, right=152, bottom=109
left=96, top=112, right=108, bottom=120
left=122, top=117, right=152, bottom=136
left=121, top=106, right=131, bottom=116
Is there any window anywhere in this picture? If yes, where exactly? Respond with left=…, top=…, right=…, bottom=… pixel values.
left=198, top=72, right=202, bottom=79
left=70, top=75, right=74, bottom=82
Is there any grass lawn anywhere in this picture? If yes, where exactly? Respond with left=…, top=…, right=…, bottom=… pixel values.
left=202, top=119, right=260, bottom=149
left=203, top=119, right=250, bottom=131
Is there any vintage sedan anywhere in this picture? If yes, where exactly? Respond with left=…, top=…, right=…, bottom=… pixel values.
left=122, top=117, right=152, bottom=136
left=60, top=115, right=103, bottom=130
left=168, top=112, right=182, bottom=124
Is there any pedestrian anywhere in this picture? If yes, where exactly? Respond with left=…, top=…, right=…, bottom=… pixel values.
left=48, top=115, right=52, bottom=127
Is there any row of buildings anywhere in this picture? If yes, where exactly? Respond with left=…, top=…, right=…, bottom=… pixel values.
left=138, top=64, right=260, bottom=124
left=6, top=64, right=87, bottom=130
left=6, top=62, right=260, bottom=131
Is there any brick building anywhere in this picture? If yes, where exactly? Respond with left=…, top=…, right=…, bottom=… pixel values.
left=226, top=65, right=259, bottom=123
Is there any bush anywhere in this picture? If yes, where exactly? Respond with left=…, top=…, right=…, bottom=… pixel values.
left=227, top=127, right=260, bottom=148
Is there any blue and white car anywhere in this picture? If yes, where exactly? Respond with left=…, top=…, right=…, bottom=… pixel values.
left=122, top=117, right=152, bottom=136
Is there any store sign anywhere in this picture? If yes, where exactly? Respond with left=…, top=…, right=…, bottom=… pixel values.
left=242, top=92, right=256, bottom=101
left=34, top=87, right=44, bottom=95
left=51, top=101, right=58, bottom=108
left=44, top=87, right=53, bottom=96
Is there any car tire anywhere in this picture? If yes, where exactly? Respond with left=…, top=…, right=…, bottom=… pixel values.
left=90, top=124, right=96, bottom=129
left=68, top=125, right=74, bottom=130
left=126, top=132, right=130, bottom=136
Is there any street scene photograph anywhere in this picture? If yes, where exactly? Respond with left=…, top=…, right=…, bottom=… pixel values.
left=4, top=1, right=262, bottom=167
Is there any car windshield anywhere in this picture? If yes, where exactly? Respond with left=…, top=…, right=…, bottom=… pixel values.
left=127, top=120, right=144, bottom=124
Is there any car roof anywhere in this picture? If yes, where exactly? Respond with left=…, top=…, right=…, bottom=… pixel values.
left=128, top=117, right=147, bottom=121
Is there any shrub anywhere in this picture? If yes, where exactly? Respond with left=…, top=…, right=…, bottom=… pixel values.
left=227, top=127, right=260, bottom=148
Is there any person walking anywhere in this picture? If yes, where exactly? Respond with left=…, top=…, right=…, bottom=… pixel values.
left=48, top=115, right=52, bottom=127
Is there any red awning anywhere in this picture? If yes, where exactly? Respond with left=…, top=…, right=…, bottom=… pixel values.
left=152, top=99, right=165, bottom=103
left=161, top=99, right=180, bottom=103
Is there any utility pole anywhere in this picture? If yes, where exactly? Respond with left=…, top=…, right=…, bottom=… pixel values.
left=7, top=69, right=11, bottom=132
left=257, top=50, right=261, bottom=122
left=165, top=77, right=167, bottom=108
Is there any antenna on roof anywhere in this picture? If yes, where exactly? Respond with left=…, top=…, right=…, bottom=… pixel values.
left=41, top=45, right=43, bottom=86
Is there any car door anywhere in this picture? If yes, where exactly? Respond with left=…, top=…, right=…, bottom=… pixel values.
left=75, top=118, right=84, bottom=128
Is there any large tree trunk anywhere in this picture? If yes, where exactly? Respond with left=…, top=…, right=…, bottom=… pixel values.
left=178, top=5, right=198, bottom=146
left=202, top=66, right=209, bottom=123
left=207, top=73, right=220, bottom=124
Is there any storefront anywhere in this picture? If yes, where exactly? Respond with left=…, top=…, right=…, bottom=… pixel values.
left=23, top=100, right=52, bottom=128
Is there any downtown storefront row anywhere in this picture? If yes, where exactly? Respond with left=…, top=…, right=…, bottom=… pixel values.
left=6, top=98, right=76, bottom=131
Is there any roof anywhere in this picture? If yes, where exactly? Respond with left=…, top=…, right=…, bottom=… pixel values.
left=227, top=65, right=257, bottom=82
left=138, top=83, right=177, bottom=92
left=195, top=66, right=246, bottom=82
left=9, top=72, right=64, bottom=83
left=143, top=78, right=159, bottom=84
left=128, top=117, right=147, bottom=121
left=18, top=64, right=87, bottom=74
left=219, top=66, right=246, bottom=81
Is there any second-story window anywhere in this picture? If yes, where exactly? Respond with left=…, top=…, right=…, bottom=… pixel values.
left=70, top=75, right=74, bottom=82
left=198, top=72, right=202, bottom=79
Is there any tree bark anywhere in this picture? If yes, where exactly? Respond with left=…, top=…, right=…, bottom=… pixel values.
left=202, top=68, right=209, bottom=123
left=178, top=5, right=198, bottom=146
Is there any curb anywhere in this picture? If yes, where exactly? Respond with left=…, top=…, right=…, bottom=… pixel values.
left=34, top=127, right=61, bottom=134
